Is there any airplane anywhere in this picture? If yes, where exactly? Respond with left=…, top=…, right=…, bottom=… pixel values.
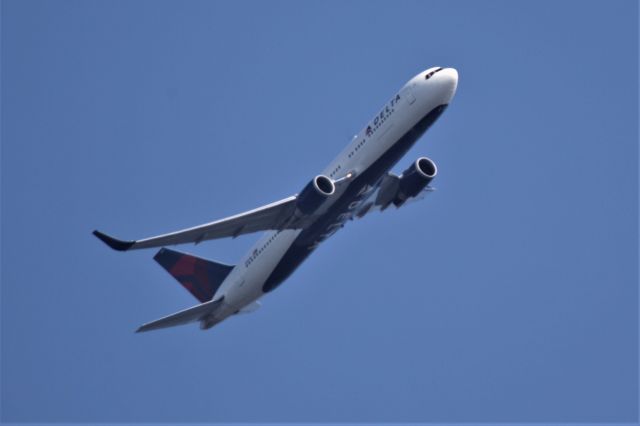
left=94, top=66, right=459, bottom=332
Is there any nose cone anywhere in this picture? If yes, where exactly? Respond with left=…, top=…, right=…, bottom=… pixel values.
left=434, top=67, right=458, bottom=104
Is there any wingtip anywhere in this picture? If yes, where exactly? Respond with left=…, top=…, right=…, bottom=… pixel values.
left=136, top=322, right=156, bottom=333
left=93, top=230, right=135, bottom=251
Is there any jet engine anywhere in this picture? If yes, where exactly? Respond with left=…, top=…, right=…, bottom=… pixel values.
left=296, top=175, right=336, bottom=214
left=394, top=157, right=437, bottom=206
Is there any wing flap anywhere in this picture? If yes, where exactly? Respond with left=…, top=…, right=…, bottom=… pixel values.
left=352, top=172, right=436, bottom=219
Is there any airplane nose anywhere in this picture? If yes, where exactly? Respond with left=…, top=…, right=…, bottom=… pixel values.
left=435, top=67, right=458, bottom=104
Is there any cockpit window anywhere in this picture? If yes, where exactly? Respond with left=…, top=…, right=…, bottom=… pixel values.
left=425, top=67, right=443, bottom=80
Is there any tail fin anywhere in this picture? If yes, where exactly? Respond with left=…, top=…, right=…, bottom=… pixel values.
left=154, top=248, right=234, bottom=303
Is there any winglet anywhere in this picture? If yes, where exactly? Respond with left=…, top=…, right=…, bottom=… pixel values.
left=93, top=230, right=135, bottom=251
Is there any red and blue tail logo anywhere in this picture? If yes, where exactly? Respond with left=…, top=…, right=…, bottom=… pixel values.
left=153, top=248, right=234, bottom=303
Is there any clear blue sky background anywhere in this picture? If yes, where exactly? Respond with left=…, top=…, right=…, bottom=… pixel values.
left=1, top=0, right=637, bottom=423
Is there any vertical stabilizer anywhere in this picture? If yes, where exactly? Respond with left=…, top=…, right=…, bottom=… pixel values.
left=154, top=248, right=234, bottom=302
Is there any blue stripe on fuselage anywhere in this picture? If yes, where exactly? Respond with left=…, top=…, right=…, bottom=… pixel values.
left=262, top=104, right=448, bottom=293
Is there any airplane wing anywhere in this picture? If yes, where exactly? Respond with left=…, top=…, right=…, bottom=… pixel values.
left=352, top=173, right=436, bottom=219
left=94, top=195, right=298, bottom=251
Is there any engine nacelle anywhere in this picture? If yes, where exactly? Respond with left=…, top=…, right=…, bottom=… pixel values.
left=395, top=157, right=437, bottom=206
left=296, top=175, right=336, bottom=215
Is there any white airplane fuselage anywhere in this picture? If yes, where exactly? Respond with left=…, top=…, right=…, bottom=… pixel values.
left=207, top=67, right=459, bottom=328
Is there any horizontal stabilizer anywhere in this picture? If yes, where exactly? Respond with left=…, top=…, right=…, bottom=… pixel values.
left=154, top=248, right=234, bottom=303
left=136, top=297, right=224, bottom=333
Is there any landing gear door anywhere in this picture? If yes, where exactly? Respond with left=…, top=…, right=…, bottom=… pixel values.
left=400, top=85, right=416, bottom=105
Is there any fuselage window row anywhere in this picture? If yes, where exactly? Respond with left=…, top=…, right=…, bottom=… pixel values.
left=348, top=139, right=368, bottom=159
left=245, top=231, right=281, bottom=267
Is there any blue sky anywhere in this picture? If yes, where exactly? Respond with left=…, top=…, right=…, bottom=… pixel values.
left=1, top=0, right=638, bottom=423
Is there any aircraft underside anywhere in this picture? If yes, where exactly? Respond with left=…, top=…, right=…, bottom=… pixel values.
left=262, top=104, right=448, bottom=293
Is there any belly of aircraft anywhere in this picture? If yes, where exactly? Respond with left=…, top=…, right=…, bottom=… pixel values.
left=261, top=104, right=447, bottom=294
